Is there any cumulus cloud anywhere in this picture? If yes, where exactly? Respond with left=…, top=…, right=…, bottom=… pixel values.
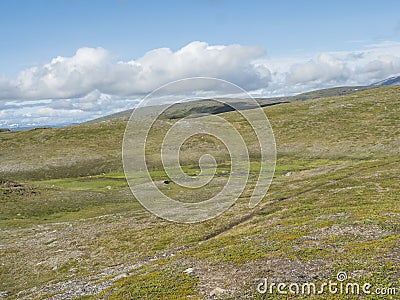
left=14, top=47, right=111, bottom=100
left=355, top=54, right=400, bottom=82
left=287, top=53, right=350, bottom=85
left=1, top=40, right=400, bottom=127
left=3, top=42, right=270, bottom=101
left=254, top=41, right=400, bottom=96
left=100, top=42, right=271, bottom=96
left=0, top=76, right=19, bottom=99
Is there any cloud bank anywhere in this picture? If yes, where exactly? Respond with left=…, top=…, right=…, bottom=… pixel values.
left=1, top=41, right=400, bottom=127
left=7, top=42, right=269, bottom=100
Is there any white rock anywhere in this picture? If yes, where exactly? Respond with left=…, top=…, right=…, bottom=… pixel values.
left=113, top=273, right=129, bottom=281
left=183, top=267, right=194, bottom=274
left=210, top=287, right=226, bottom=297
left=0, top=291, right=10, bottom=297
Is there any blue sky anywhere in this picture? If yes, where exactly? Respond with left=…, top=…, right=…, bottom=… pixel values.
left=1, top=0, right=400, bottom=127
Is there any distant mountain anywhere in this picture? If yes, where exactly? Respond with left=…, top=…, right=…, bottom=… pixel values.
left=371, top=75, right=400, bottom=86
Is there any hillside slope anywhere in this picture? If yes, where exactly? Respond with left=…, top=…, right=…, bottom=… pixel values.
left=0, top=87, right=399, bottom=299
left=372, top=75, right=400, bottom=86
left=85, top=85, right=372, bottom=125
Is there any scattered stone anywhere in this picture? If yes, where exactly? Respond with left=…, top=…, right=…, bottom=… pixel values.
left=284, top=172, right=292, bottom=176
left=0, top=291, right=9, bottom=298
left=210, top=287, right=226, bottom=297
left=105, top=186, right=112, bottom=190
left=0, top=180, right=37, bottom=196
left=183, top=267, right=194, bottom=274
left=350, top=269, right=373, bottom=280
left=113, top=273, right=129, bottom=281
left=0, top=180, right=22, bottom=188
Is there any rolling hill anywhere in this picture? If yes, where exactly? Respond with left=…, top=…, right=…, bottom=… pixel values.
left=0, top=86, right=399, bottom=299
left=85, top=85, right=373, bottom=125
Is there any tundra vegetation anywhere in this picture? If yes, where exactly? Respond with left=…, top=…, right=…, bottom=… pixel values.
left=0, top=87, right=399, bottom=299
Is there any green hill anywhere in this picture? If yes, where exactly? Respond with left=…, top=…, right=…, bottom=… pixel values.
left=85, top=85, right=372, bottom=124
left=0, top=86, right=399, bottom=299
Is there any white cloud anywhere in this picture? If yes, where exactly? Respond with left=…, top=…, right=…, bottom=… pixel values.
left=14, top=47, right=110, bottom=99
left=1, top=40, right=400, bottom=127
left=0, top=76, right=19, bottom=99
left=255, top=41, right=400, bottom=96
left=4, top=42, right=270, bottom=101
left=287, top=53, right=350, bottom=85
left=355, top=54, right=400, bottom=82
left=103, top=41, right=271, bottom=95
